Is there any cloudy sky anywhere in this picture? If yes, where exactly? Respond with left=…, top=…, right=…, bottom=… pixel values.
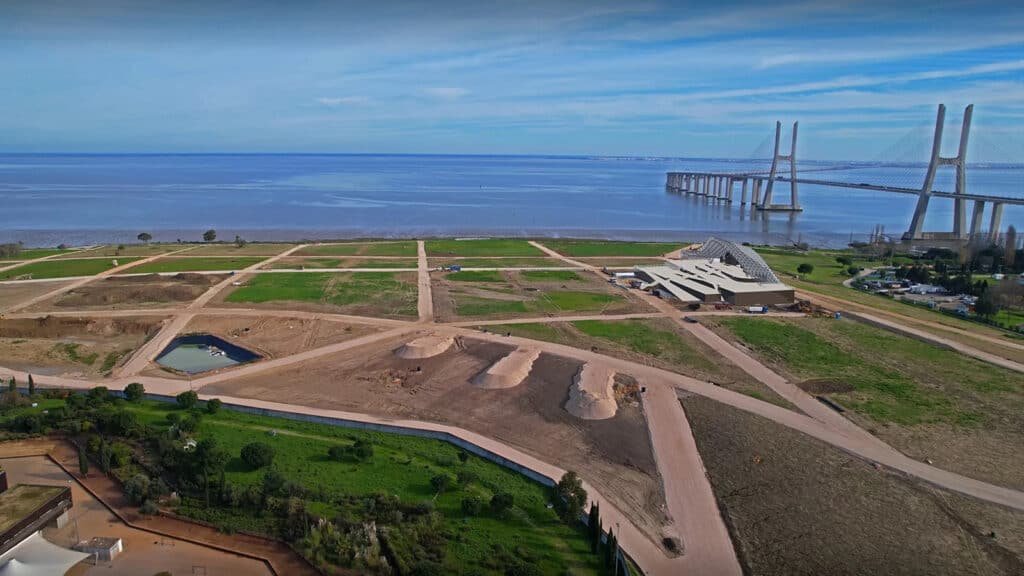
left=1, top=0, right=1022, bottom=159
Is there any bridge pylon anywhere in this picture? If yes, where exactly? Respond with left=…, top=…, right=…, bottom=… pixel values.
left=904, top=104, right=973, bottom=241
left=758, top=121, right=801, bottom=211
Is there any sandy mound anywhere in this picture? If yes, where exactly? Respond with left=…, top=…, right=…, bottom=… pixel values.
left=394, top=335, right=454, bottom=359
left=473, top=347, right=540, bottom=389
left=565, top=363, right=617, bottom=420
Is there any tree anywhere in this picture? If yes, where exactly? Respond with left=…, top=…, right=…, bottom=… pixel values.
left=262, top=468, right=286, bottom=497
left=554, top=471, right=587, bottom=524
left=27, top=374, right=34, bottom=396
left=430, top=474, right=452, bottom=494
left=123, top=382, right=145, bottom=402
left=137, top=232, right=153, bottom=243
left=125, top=473, right=151, bottom=505
left=975, top=289, right=999, bottom=319
left=234, top=235, right=247, bottom=248
left=203, top=229, right=217, bottom=242
left=78, top=445, right=89, bottom=477
left=836, top=255, right=853, bottom=266
left=7, top=377, right=15, bottom=393
left=461, top=496, right=483, bottom=516
left=847, top=265, right=861, bottom=276
left=195, top=438, right=229, bottom=507
left=240, top=442, right=275, bottom=469
left=796, top=263, right=814, bottom=275
left=205, top=398, right=222, bottom=414
left=1006, top=225, right=1018, bottom=269
left=588, top=502, right=601, bottom=553
left=605, top=528, right=617, bottom=568
left=489, top=492, right=514, bottom=515
left=176, top=390, right=198, bottom=409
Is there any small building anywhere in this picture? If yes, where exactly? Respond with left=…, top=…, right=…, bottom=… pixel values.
left=0, top=485, right=73, bottom=558
left=74, top=537, right=123, bottom=563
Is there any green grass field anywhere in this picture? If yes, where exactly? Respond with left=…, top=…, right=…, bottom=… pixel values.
left=540, top=240, right=681, bottom=257
left=455, top=290, right=621, bottom=317
left=716, top=317, right=1024, bottom=425
left=520, top=270, right=581, bottom=282
left=426, top=239, right=543, bottom=257
left=754, top=248, right=874, bottom=285
left=573, top=319, right=715, bottom=369
left=0, top=248, right=74, bottom=261
left=129, top=257, right=266, bottom=274
left=430, top=258, right=561, bottom=268
left=119, top=400, right=604, bottom=575
left=296, top=242, right=418, bottom=257
left=54, top=244, right=185, bottom=258
left=267, top=258, right=418, bottom=269
left=226, top=272, right=418, bottom=317
left=183, top=243, right=296, bottom=256
left=0, top=257, right=140, bottom=280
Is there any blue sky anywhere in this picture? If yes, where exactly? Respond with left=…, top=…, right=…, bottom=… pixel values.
left=1, top=0, right=1023, bottom=159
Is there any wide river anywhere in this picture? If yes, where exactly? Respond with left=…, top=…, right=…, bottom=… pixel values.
left=1, top=154, right=1020, bottom=248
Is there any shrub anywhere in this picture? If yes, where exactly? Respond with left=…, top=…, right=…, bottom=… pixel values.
left=847, top=265, right=861, bottom=276
left=796, top=263, right=814, bottom=275
left=490, top=492, right=514, bottom=515
left=836, top=256, right=853, bottom=266
left=461, top=496, right=483, bottom=516
left=87, top=386, right=110, bottom=404
left=125, top=474, right=151, bottom=505
left=241, top=442, right=275, bottom=469
left=205, top=398, right=222, bottom=414
left=456, top=469, right=478, bottom=486
left=430, top=474, right=452, bottom=494
left=140, top=500, right=159, bottom=515
left=123, top=382, right=145, bottom=402
left=176, top=390, right=198, bottom=409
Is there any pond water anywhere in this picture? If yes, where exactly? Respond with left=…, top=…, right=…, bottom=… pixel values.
left=155, top=334, right=260, bottom=374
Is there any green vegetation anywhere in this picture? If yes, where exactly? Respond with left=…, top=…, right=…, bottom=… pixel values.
left=0, top=392, right=605, bottom=575
left=431, top=257, right=560, bottom=267
left=573, top=320, right=716, bottom=371
left=481, top=323, right=561, bottom=341
left=717, top=317, right=1024, bottom=425
left=520, top=270, right=581, bottom=282
left=0, top=248, right=72, bottom=261
left=227, top=272, right=418, bottom=317
left=130, top=257, right=266, bottom=273
left=52, top=343, right=99, bottom=366
left=297, top=242, right=418, bottom=257
left=426, top=239, right=543, bottom=257
left=0, top=257, right=140, bottom=280
left=755, top=247, right=873, bottom=286
left=455, top=290, right=622, bottom=317
left=541, top=240, right=681, bottom=257
left=446, top=270, right=505, bottom=282
left=268, top=258, right=418, bottom=269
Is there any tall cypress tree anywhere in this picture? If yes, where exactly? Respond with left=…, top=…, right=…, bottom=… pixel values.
left=7, top=377, right=15, bottom=393
left=605, top=528, right=615, bottom=567
left=588, top=503, right=599, bottom=552
left=78, top=445, right=89, bottom=477
left=27, top=374, right=34, bottom=396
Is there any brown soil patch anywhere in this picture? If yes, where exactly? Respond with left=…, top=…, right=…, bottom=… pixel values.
left=180, top=314, right=385, bottom=359
left=681, top=393, right=1024, bottom=576
left=201, top=333, right=669, bottom=544
left=797, top=378, right=855, bottom=394
left=0, top=280, right=75, bottom=310
left=0, top=315, right=164, bottom=377
left=37, top=273, right=227, bottom=310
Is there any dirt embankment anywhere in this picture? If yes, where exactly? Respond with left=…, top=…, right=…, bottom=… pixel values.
left=681, top=393, right=1024, bottom=576
left=44, top=273, right=227, bottom=310
left=181, top=315, right=384, bottom=360
left=201, top=334, right=670, bottom=546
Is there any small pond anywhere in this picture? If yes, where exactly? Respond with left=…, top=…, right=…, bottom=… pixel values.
left=155, top=334, right=261, bottom=374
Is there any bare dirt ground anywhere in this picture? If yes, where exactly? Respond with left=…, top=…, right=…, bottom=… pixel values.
left=0, top=280, right=75, bottom=309
left=681, top=393, right=1024, bottom=576
left=431, top=269, right=652, bottom=322
left=0, top=451, right=273, bottom=576
left=200, top=333, right=670, bottom=545
left=0, top=316, right=164, bottom=378
left=30, top=273, right=228, bottom=311
left=263, top=257, right=418, bottom=269
left=576, top=257, right=668, bottom=268
left=180, top=314, right=385, bottom=359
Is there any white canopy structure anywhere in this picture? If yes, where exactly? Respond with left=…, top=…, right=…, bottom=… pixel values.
left=0, top=531, right=89, bottom=576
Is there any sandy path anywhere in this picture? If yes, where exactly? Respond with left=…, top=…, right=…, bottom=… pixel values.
left=1, top=245, right=198, bottom=314
left=417, top=240, right=434, bottom=322
left=0, top=246, right=94, bottom=273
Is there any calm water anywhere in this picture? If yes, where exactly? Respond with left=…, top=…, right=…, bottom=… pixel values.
left=1, top=154, right=1020, bottom=248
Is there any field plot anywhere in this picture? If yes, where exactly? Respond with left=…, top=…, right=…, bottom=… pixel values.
left=35, top=273, right=228, bottom=311
left=575, top=257, right=668, bottom=268
left=0, top=257, right=140, bottom=280
left=223, top=271, right=418, bottom=318
left=428, top=257, right=565, bottom=268
left=683, top=394, right=1024, bottom=576
left=0, top=280, right=76, bottom=310
left=480, top=319, right=784, bottom=404
left=709, top=316, right=1024, bottom=489
left=183, top=243, right=295, bottom=256
left=53, top=244, right=184, bottom=258
left=129, top=256, right=266, bottom=274
left=200, top=333, right=670, bottom=550
left=0, top=315, right=163, bottom=377
left=0, top=248, right=74, bottom=261
left=432, top=269, right=647, bottom=321
left=179, top=314, right=385, bottom=359
left=541, top=240, right=681, bottom=257
left=296, top=241, right=417, bottom=257
left=426, top=239, right=543, bottom=257
left=264, top=257, right=418, bottom=269
left=755, top=247, right=876, bottom=284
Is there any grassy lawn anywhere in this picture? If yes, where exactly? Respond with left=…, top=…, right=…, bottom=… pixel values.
left=429, top=258, right=561, bottom=268
left=226, top=272, right=418, bottom=317
left=0, top=257, right=140, bottom=280
left=716, top=317, right=1024, bottom=426
left=446, top=270, right=505, bottom=282
left=541, top=240, right=681, bottom=257
left=573, top=319, right=715, bottom=369
left=119, top=400, right=604, bottom=575
left=520, top=270, right=581, bottom=282
left=296, top=242, right=418, bottom=257
left=754, top=247, right=874, bottom=285
left=55, top=244, right=185, bottom=258
left=184, top=243, right=296, bottom=256
left=267, top=258, right=418, bottom=269
left=454, top=291, right=622, bottom=317
left=129, top=257, right=266, bottom=274
left=426, top=239, right=543, bottom=257
left=0, top=248, right=73, bottom=261
left=994, top=308, right=1024, bottom=328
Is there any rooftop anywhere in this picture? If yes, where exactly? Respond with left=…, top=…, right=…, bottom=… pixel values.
left=0, top=485, right=68, bottom=536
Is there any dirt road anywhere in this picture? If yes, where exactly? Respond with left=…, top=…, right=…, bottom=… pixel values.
left=417, top=240, right=434, bottom=322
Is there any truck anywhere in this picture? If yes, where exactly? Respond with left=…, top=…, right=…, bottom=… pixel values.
left=747, top=305, right=768, bottom=314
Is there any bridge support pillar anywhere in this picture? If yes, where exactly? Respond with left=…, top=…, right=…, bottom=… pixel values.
left=990, top=203, right=1004, bottom=242
left=905, top=104, right=973, bottom=241
left=969, top=200, right=985, bottom=239
left=752, top=179, right=762, bottom=206
left=740, top=179, right=749, bottom=205
left=760, top=121, right=801, bottom=211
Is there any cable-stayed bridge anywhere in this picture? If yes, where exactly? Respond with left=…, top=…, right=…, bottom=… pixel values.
left=665, top=105, right=1023, bottom=244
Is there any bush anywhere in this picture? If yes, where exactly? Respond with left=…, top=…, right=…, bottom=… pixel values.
left=456, top=469, right=478, bottom=486
left=847, top=265, right=861, bottom=276
left=327, top=439, right=373, bottom=462
left=176, top=390, right=198, bottom=409
left=796, top=263, right=814, bottom=275
left=140, top=499, right=159, bottom=515
left=125, top=474, right=151, bottom=505
left=430, top=474, right=452, bottom=494
left=123, top=382, right=145, bottom=402
left=241, top=442, right=275, bottom=469
left=490, top=492, right=514, bottom=515
left=461, top=496, right=483, bottom=516
left=205, top=398, right=222, bottom=414
left=836, top=256, right=853, bottom=266
left=178, top=413, right=203, bottom=433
